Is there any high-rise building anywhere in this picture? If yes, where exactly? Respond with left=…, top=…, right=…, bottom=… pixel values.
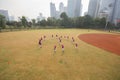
left=88, top=0, right=120, bottom=24
left=9, top=16, right=15, bottom=21
left=88, top=0, right=100, bottom=18
left=50, top=2, right=67, bottom=19
left=50, top=2, right=56, bottom=18
left=0, top=9, right=9, bottom=20
left=84, top=12, right=88, bottom=16
left=64, top=7, right=67, bottom=14
left=67, top=0, right=74, bottom=17
left=37, top=13, right=45, bottom=22
left=59, top=2, right=67, bottom=17
left=50, top=0, right=82, bottom=18
left=67, top=0, right=82, bottom=17
left=59, top=2, right=64, bottom=13
left=74, top=0, right=82, bottom=17
left=112, top=0, right=120, bottom=24
left=98, top=0, right=115, bottom=22
left=56, top=11, right=60, bottom=19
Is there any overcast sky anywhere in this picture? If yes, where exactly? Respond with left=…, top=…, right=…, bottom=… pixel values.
left=0, top=0, right=89, bottom=19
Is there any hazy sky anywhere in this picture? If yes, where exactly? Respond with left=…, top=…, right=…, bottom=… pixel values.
left=0, top=0, right=89, bottom=19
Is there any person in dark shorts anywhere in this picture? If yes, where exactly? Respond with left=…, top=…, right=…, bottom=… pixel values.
left=39, top=40, right=42, bottom=48
left=52, top=35, right=53, bottom=38
left=61, top=45, right=64, bottom=53
left=54, top=45, right=57, bottom=53
left=75, top=43, right=78, bottom=48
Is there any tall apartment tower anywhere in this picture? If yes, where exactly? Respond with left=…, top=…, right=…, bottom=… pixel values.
left=88, top=0, right=100, bottom=18
left=74, top=0, right=82, bottom=17
left=0, top=9, right=9, bottom=20
left=59, top=2, right=67, bottom=16
left=88, top=0, right=120, bottom=24
left=98, top=0, right=115, bottom=22
left=67, top=0, right=82, bottom=17
left=50, top=2, right=56, bottom=18
left=59, top=2, right=64, bottom=13
left=112, top=0, right=120, bottom=24
left=67, top=0, right=74, bottom=17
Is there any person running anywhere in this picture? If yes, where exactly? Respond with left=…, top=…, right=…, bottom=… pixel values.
left=61, top=45, right=64, bottom=53
left=64, top=36, right=66, bottom=38
left=67, top=36, right=69, bottom=39
left=59, top=38, right=61, bottom=42
left=54, top=45, right=57, bottom=53
left=40, top=37, right=43, bottom=41
left=39, top=40, right=42, bottom=48
left=75, top=43, right=78, bottom=48
left=59, top=37, right=60, bottom=40
left=73, top=39, right=75, bottom=42
left=59, top=39, right=61, bottom=43
left=58, top=38, right=62, bottom=45
left=72, top=37, right=74, bottom=40
left=44, top=35, right=46, bottom=39
left=56, top=35, right=58, bottom=37
left=43, top=36, right=46, bottom=40
left=39, top=37, right=42, bottom=43
left=52, top=35, right=53, bottom=38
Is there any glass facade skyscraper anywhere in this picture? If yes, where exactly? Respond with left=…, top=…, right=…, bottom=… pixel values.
left=50, top=0, right=82, bottom=18
left=112, top=0, right=120, bottom=24
left=88, top=0, right=100, bottom=18
left=88, top=0, right=120, bottom=24
left=0, top=9, right=9, bottom=20
left=50, top=2, right=56, bottom=18
left=67, top=0, right=82, bottom=17
left=98, top=0, right=115, bottom=22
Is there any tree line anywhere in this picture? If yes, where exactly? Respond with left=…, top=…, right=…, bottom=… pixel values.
left=0, top=13, right=120, bottom=30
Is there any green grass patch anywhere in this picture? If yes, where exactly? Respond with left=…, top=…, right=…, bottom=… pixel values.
left=0, top=29, right=120, bottom=80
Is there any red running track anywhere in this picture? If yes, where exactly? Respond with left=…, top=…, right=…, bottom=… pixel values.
left=79, top=33, right=120, bottom=55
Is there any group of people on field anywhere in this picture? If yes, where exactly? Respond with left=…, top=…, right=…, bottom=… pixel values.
left=39, top=34, right=78, bottom=54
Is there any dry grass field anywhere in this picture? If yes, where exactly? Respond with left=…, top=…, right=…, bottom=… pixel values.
left=0, top=29, right=120, bottom=80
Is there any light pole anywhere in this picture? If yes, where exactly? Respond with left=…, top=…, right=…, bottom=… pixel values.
left=104, top=3, right=113, bottom=30
left=105, top=13, right=109, bottom=30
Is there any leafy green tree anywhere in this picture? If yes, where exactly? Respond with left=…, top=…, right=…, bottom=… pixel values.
left=68, top=18, right=75, bottom=27
left=27, top=22, right=32, bottom=27
left=60, top=12, right=69, bottom=27
left=93, top=18, right=101, bottom=28
left=6, top=21, right=17, bottom=27
left=0, top=14, right=6, bottom=29
left=20, top=16, right=28, bottom=27
left=31, top=19, right=36, bottom=26
left=100, top=18, right=106, bottom=28
left=83, top=15, right=93, bottom=28
left=75, top=17, right=84, bottom=28
left=60, top=12, right=68, bottom=19
left=56, top=19, right=61, bottom=26
left=47, top=17, right=58, bottom=26
left=40, top=19, right=47, bottom=26
left=93, top=17, right=106, bottom=29
left=107, top=22, right=115, bottom=31
left=116, top=22, right=120, bottom=29
left=16, top=22, right=22, bottom=28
